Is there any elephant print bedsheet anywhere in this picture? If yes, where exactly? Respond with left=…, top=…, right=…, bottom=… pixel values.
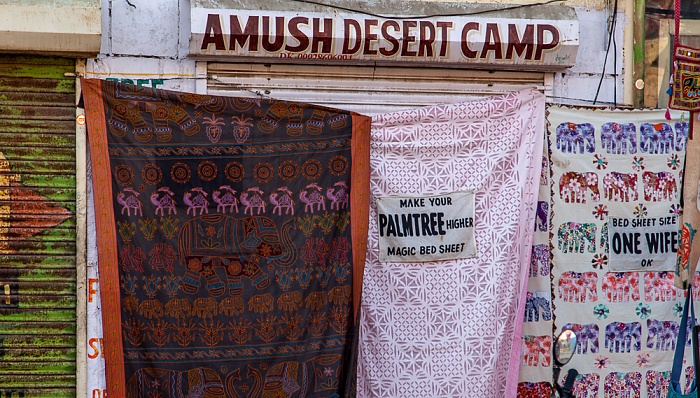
left=517, top=133, right=555, bottom=395
left=358, top=89, right=546, bottom=397
left=548, top=106, right=697, bottom=398
left=82, top=79, right=370, bottom=397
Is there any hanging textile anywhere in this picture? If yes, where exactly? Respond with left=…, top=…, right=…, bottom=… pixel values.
left=82, top=79, right=370, bottom=397
left=517, top=132, right=554, bottom=397
left=357, top=89, right=546, bottom=397
left=676, top=115, right=700, bottom=288
left=548, top=106, right=693, bottom=398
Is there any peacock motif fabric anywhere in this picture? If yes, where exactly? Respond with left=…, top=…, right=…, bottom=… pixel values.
left=545, top=106, right=696, bottom=398
left=357, top=89, right=546, bottom=398
left=82, top=79, right=370, bottom=397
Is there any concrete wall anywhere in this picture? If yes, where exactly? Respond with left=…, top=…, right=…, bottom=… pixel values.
left=93, top=0, right=632, bottom=106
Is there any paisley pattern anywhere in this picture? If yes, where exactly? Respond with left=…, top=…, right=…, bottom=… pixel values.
left=83, top=79, right=370, bottom=397
left=358, top=90, right=545, bottom=397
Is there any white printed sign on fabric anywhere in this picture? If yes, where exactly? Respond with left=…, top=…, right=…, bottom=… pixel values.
left=377, top=190, right=476, bottom=262
left=608, top=214, right=679, bottom=272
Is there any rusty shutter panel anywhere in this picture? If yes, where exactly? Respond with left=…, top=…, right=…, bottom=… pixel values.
left=0, top=55, right=77, bottom=397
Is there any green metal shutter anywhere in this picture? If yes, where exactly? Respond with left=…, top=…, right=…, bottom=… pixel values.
left=0, top=55, right=77, bottom=397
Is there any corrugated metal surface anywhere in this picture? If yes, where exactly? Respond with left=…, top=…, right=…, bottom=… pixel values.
left=207, top=62, right=546, bottom=115
left=0, top=55, right=77, bottom=397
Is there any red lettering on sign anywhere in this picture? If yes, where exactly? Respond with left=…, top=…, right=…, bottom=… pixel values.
left=343, top=19, right=362, bottom=54
left=506, top=24, right=534, bottom=59
left=380, top=21, right=400, bottom=56
left=401, top=21, right=418, bottom=56
left=437, top=21, right=452, bottom=56
left=481, top=23, right=502, bottom=59
left=286, top=17, right=309, bottom=52
left=311, top=18, right=333, bottom=53
left=535, top=24, right=559, bottom=60
left=461, top=22, right=479, bottom=58
left=201, top=14, right=225, bottom=51
left=230, top=15, right=259, bottom=51
left=262, top=16, right=285, bottom=52
left=363, top=19, right=379, bottom=55
left=88, top=337, right=104, bottom=359
left=418, top=21, right=436, bottom=57
left=88, top=278, right=98, bottom=303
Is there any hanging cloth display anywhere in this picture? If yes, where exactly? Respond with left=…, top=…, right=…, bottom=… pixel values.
left=669, top=0, right=700, bottom=112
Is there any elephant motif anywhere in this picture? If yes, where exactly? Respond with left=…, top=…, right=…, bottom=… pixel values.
left=529, top=244, right=550, bottom=277
left=219, top=296, right=244, bottom=316
left=178, top=215, right=297, bottom=297
left=517, top=382, right=551, bottom=398
left=557, top=222, right=597, bottom=253
left=640, top=122, right=675, bottom=154
left=559, top=172, right=600, bottom=203
left=258, top=100, right=306, bottom=136
left=109, top=86, right=199, bottom=142
left=604, top=372, right=642, bottom=398
left=248, top=293, right=274, bottom=313
left=524, top=291, right=551, bottom=322
left=534, top=201, right=548, bottom=231
left=600, top=222, right=609, bottom=253
left=675, top=121, right=690, bottom=151
left=646, top=370, right=670, bottom=398
left=642, top=171, right=678, bottom=202
left=677, top=223, right=697, bottom=280
left=561, top=323, right=600, bottom=354
left=603, top=172, right=638, bottom=202
left=139, top=299, right=164, bottom=319
left=117, top=188, right=143, bottom=217
left=231, top=354, right=344, bottom=398
left=601, top=272, right=640, bottom=302
left=644, top=272, right=682, bottom=301
left=558, top=271, right=598, bottom=302
left=165, top=298, right=191, bottom=318
left=646, top=319, right=680, bottom=351
left=561, top=373, right=600, bottom=398
left=600, top=122, right=637, bottom=154
left=127, top=367, right=225, bottom=397
left=604, top=321, right=641, bottom=353
left=556, top=122, right=596, bottom=153
left=521, top=335, right=551, bottom=367
left=192, top=297, right=218, bottom=319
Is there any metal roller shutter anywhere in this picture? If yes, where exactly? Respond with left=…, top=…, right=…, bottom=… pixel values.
left=0, top=55, right=77, bottom=397
left=206, top=62, right=549, bottom=115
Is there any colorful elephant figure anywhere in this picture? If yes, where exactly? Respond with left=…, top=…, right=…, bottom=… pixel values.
left=603, top=172, right=638, bottom=202
left=557, top=222, right=597, bottom=253
left=558, top=271, right=598, bottom=302
left=600, top=122, right=637, bottom=154
left=228, top=354, right=343, bottom=398
left=644, top=271, right=682, bottom=301
left=529, top=244, right=550, bottom=277
left=127, top=367, right=225, bottom=397
left=646, top=370, right=670, bottom=398
left=517, top=381, right=551, bottom=398
left=561, top=373, right=600, bottom=398
left=642, top=171, right=678, bottom=202
left=108, top=85, right=199, bottom=142
left=178, top=215, right=297, bottom=297
left=677, top=223, right=698, bottom=281
left=600, top=222, right=609, bottom=253
left=535, top=201, right=548, bottom=231
left=521, top=335, right=551, bottom=366
left=556, top=122, right=596, bottom=154
left=604, top=321, right=641, bottom=353
left=524, top=291, right=551, bottom=322
left=646, top=319, right=680, bottom=351
left=559, top=171, right=600, bottom=203
left=603, top=371, right=641, bottom=398
left=674, top=121, right=690, bottom=152
left=640, top=122, right=675, bottom=154
left=561, top=323, right=600, bottom=354
left=601, top=272, right=640, bottom=302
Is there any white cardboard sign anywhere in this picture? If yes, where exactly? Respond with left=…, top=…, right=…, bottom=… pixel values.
left=377, top=190, right=476, bottom=263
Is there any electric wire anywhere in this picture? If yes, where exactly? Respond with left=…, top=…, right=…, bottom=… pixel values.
left=593, top=0, right=619, bottom=105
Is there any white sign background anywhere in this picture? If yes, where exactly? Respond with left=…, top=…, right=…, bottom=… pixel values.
left=608, top=215, right=679, bottom=271
left=377, top=190, right=476, bottom=263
